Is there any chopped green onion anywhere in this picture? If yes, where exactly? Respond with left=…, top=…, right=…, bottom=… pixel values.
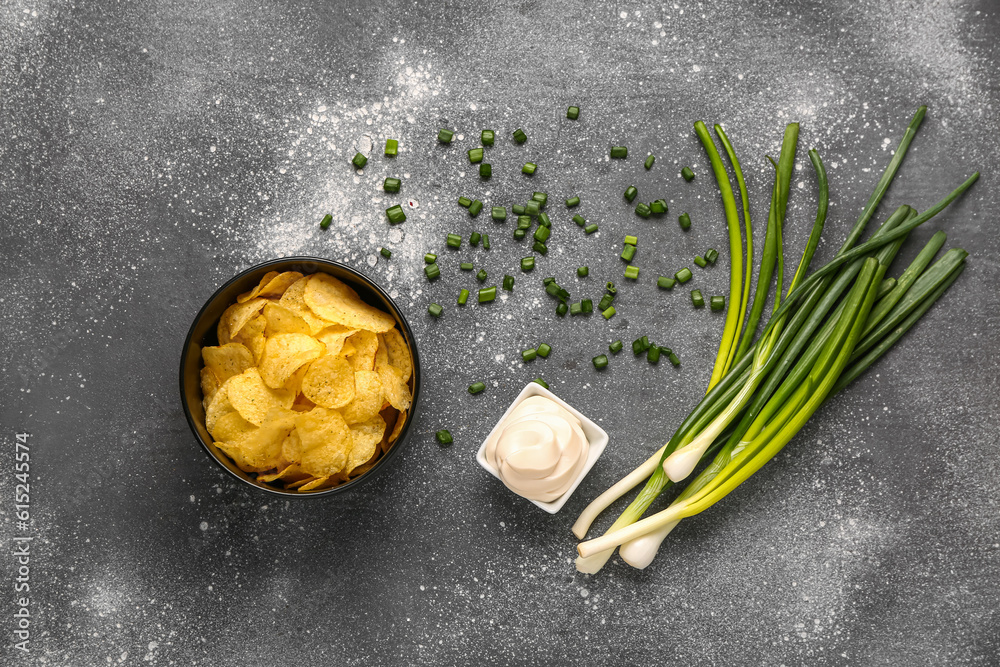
left=458, top=196, right=472, bottom=208
left=522, top=348, right=537, bottom=362
left=566, top=196, right=581, bottom=207
left=480, top=163, right=492, bottom=179
left=478, top=286, right=496, bottom=302
left=513, top=229, right=526, bottom=241
left=647, top=346, right=661, bottom=364
left=383, top=177, right=401, bottom=193
left=624, top=235, right=638, bottom=246
left=675, top=267, right=692, bottom=283
left=438, top=129, right=454, bottom=143
left=436, top=430, right=453, bottom=445
left=609, top=340, right=623, bottom=354
left=651, top=199, right=668, bottom=214
left=468, top=382, right=486, bottom=394
left=705, top=248, right=719, bottom=263
left=512, top=129, right=527, bottom=143
left=624, top=265, right=640, bottom=280
left=606, top=282, right=617, bottom=294
left=386, top=205, right=406, bottom=224
left=534, top=226, right=551, bottom=243
left=710, top=295, right=726, bottom=311
left=570, top=302, right=582, bottom=316
left=481, top=129, right=495, bottom=145
left=567, top=106, right=580, bottom=120
left=621, top=245, right=636, bottom=262
left=602, top=306, right=616, bottom=320
left=545, top=282, right=569, bottom=301
left=380, top=248, right=392, bottom=259
left=533, top=377, right=549, bottom=388
left=522, top=162, right=537, bottom=175
left=582, top=299, right=593, bottom=313
left=446, top=233, right=462, bottom=248
left=428, top=303, right=443, bottom=317
left=577, top=266, right=589, bottom=277
left=491, top=206, right=507, bottom=221
left=424, top=253, right=438, bottom=264
left=476, top=268, right=488, bottom=282
left=678, top=212, right=691, bottom=230
left=624, top=186, right=638, bottom=202
left=635, top=203, right=651, bottom=218
left=597, top=294, right=614, bottom=311
left=468, top=147, right=484, bottom=163
left=512, top=204, right=526, bottom=215
left=610, top=146, right=628, bottom=159
left=521, top=257, right=535, bottom=272
left=657, top=276, right=676, bottom=290
left=482, top=233, right=490, bottom=250
left=556, top=302, right=568, bottom=317
left=532, top=241, right=548, bottom=255
left=468, top=200, right=483, bottom=217
left=543, top=277, right=556, bottom=285
left=573, top=214, right=587, bottom=227
left=470, top=232, right=481, bottom=246
left=584, top=223, right=599, bottom=234
left=532, top=192, right=548, bottom=206
left=517, top=216, right=532, bottom=230
left=690, top=289, right=705, bottom=308
left=503, top=275, right=515, bottom=291
left=460, top=262, right=474, bottom=270
left=681, top=166, right=695, bottom=181
left=537, top=343, right=552, bottom=358
left=320, top=214, right=332, bottom=229
left=667, top=350, right=680, bottom=366
left=644, top=155, right=655, bottom=170
left=632, top=337, right=647, bottom=354
left=694, top=255, right=707, bottom=268
left=352, top=152, right=368, bottom=169
left=537, top=212, right=551, bottom=227
left=525, top=200, right=540, bottom=216
left=385, top=139, right=398, bottom=156
left=458, top=289, right=469, bottom=305
left=592, top=354, right=609, bottom=369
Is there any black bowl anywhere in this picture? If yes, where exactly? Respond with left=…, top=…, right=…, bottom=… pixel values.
left=179, top=257, right=420, bottom=497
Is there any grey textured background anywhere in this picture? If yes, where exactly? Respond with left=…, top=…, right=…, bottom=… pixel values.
left=2, top=0, right=999, bottom=664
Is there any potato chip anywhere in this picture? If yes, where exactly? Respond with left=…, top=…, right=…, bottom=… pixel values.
left=279, top=275, right=330, bottom=334
left=340, top=338, right=357, bottom=357
left=283, top=363, right=310, bottom=396
left=281, top=429, right=303, bottom=462
left=382, top=328, right=413, bottom=383
left=200, top=367, right=220, bottom=408
left=286, top=476, right=316, bottom=490
left=234, top=406, right=297, bottom=470
left=236, top=270, right=279, bottom=303
left=315, top=324, right=357, bottom=356
left=375, top=341, right=412, bottom=411
left=263, top=302, right=312, bottom=337
left=215, top=441, right=265, bottom=473
left=210, top=410, right=257, bottom=443
left=347, top=414, right=386, bottom=474
left=258, top=333, right=325, bottom=389
left=296, top=407, right=353, bottom=476
left=347, top=330, right=378, bottom=371
left=258, top=462, right=310, bottom=484
left=202, top=343, right=254, bottom=383
left=219, top=297, right=267, bottom=341
left=232, top=313, right=266, bottom=363
left=227, top=367, right=294, bottom=426
left=205, top=381, right=235, bottom=433
left=387, top=409, right=407, bottom=449
left=297, top=475, right=332, bottom=491
left=256, top=271, right=303, bottom=299
left=301, top=355, right=355, bottom=409
left=340, top=370, right=383, bottom=424
left=303, top=273, right=396, bottom=333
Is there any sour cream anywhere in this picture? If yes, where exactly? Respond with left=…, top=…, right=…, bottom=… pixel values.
left=483, top=395, right=590, bottom=502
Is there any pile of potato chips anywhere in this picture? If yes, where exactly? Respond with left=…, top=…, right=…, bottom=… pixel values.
left=199, top=270, right=413, bottom=492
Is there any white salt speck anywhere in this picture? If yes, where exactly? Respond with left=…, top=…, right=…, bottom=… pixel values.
left=619, top=10, right=627, bottom=19
left=209, top=145, right=216, bottom=153
left=692, top=64, right=702, bottom=72
left=199, top=521, right=208, bottom=531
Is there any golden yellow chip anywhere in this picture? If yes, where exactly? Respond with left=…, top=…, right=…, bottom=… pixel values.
left=340, top=370, right=383, bottom=424
left=381, top=329, right=413, bottom=383
left=303, top=273, right=396, bottom=333
left=279, top=275, right=330, bottom=334
left=257, top=271, right=303, bottom=299
left=202, top=343, right=254, bottom=383
left=232, top=313, right=266, bottom=363
left=215, top=441, right=265, bottom=473
left=205, top=381, right=235, bottom=433
left=296, top=407, right=353, bottom=476
left=347, top=330, right=378, bottom=371
left=210, top=409, right=257, bottom=443
left=258, top=333, right=325, bottom=388
left=347, top=414, right=386, bottom=474
left=387, top=409, right=407, bottom=447
left=263, top=302, right=312, bottom=337
left=340, top=338, right=357, bottom=357
left=236, top=270, right=279, bottom=303
left=227, top=367, right=294, bottom=426
left=200, top=367, right=220, bottom=408
left=219, top=297, right=267, bottom=341
left=315, top=325, right=357, bottom=356
left=297, top=475, right=332, bottom=491
left=375, top=341, right=412, bottom=411
left=281, top=429, right=303, bottom=462
left=258, top=462, right=310, bottom=484
left=286, top=476, right=316, bottom=490
left=234, top=406, right=297, bottom=470
left=301, top=355, right=355, bottom=409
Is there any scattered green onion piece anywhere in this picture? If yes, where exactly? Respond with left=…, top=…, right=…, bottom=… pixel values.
left=578, top=266, right=589, bottom=277
left=468, top=147, right=484, bottom=163
left=609, top=340, right=623, bottom=354
left=691, top=289, right=705, bottom=308
left=513, top=229, right=526, bottom=240
left=624, top=265, right=640, bottom=280
left=624, top=186, right=638, bottom=202
left=460, top=262, right=474, bottom=271
left=632, top=337, right=646, bottom=354
left=428, top=303, right=443, bottom=317
left=681, top=166, right=695, bottom=181
left=678, top=212, right=691, bottom=230
left=424, top=253, right=438, bottom=264
left=537, top=343, right=552, bottom=358
left=352, top=152, right=368, bottom=169
left=522, top=162, right=537, bottom=175
left=621, top=245, right=636, bottom=262
left=532, top=241, right=548, bottom=255
left=521, top=257, right=535, bottom=272
left=657, top=276, right=676, bottom=290
left=647, top=346, right=661, bottom=364
left=468, top=382, right=486, bottom=394
left=710, top=295, right=726, bottom=311
left=570, top=302, right=582, bottom=316
left=624, top=235, right=638, bottom=246
left=478, top=286, right=496, bottom=302
left=482, top=233, right=490, bottom=249
left=567, top=106, right=580, bottom=120
left=651, top=199, right=668, bottom=214
left=517, top=216, right=532, bottom=230
left=644, top=155, right=655, bottom=170
left=383, top=177, right=401, bottom=193
left=481, top=129, right=495, bottom=145
left=384, top=139, right=398, bottom=156
left=320, top=214, right=332, bottom=230
left=480, top=163, right=492, bottom=179
left=635, top=203, right=651, bottom=218
left=458, top=196, right=472, bottom=208
left=503, top=275, right=515, bottom=291
left=525, top=200, right=540, bottom=216
left=566, top=196, right=581, bottom=208
left=610, top=146, right=628, bottom=159
left=694, top=255, right=707, bottom=268
left=537, top=212, right=551, bottom=227
left=386, top=205, right=406, bottom=224
left=602, top=306, right=616, bottom=320
left=584, top=223, right=599, bottom=234
left=476, top=269, right=488, bottom=282
left=675, top=267, right=692, bottom=283
left=592, top=354, right=609, bottom=369
left=543, top=277, right=556, bottom=285
left=533, top=377, right=549, bottom=388
left=513, top=128, right=527, bottom=143
left=705, top=248, right=719, bottom=263
left=582, top=299, right=593, bottom=313
left=573, top=214, right=587, bottom=227
left=468, top=199, right=483, bottom=217
left=640, top=335, right=650, bottom=350
left=438, top=129, right=454, bottom=143
left=532, top=192, right=548, bottom=207
left=380, top=248, right=392, bottom=259
left=436, top=430, right=453, bottom=445
left=522, top=348, right=538, bottom=362
left=446, top=233, right=462, bottom=248
left=606, top=282, right=616, bottom=294
left=470, top=232, right=481, bottom=246
left=491, top=206, right=507, bottom=221
left=534, top=226, right=551, bottom=243
left=512, top=204, right=526, bottom=215
left=556, top=302, right=568, bottom=317
left=458, top=289, right=469, bottom=305
left=667, top=351, right=680, bottom=366
left=597, top=294, right=614, bottom=311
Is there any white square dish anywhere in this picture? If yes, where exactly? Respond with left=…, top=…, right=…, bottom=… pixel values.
left=475, top=382, right=610, bottom=514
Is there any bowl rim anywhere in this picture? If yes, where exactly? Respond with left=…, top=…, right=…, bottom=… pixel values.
left=178, top=256, right=420, bottom=498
